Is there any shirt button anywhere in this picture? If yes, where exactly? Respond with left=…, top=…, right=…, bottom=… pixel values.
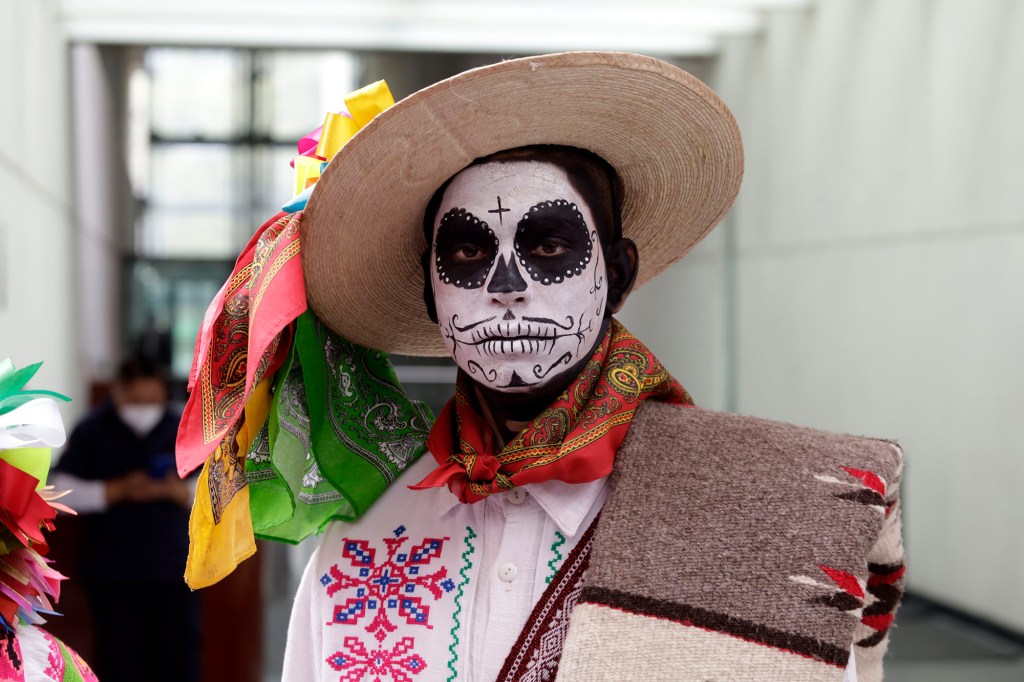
left=498, top=563, right=518, bottom=582
left=507, top=488, right=529, bottom=505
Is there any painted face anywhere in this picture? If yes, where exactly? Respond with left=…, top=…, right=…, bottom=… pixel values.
left=431, top=160, right=608, bottom=392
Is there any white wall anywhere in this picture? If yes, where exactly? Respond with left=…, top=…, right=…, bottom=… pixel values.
left=628, top=0, right=1024, bottom=631
left=0, top=0, right=84, bottom=414
left=71, top=43, right=126, bottom=383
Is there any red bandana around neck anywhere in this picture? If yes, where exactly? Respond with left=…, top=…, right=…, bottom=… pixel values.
left=411, top=320, right=693, bottom=503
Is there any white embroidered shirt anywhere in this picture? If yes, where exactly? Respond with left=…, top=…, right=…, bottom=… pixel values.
left=283, top=455, right=859, bottom=681
left=283, top=455, right=605, bottom=681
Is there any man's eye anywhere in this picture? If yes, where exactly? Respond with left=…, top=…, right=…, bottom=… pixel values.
left=531, top=242, right=568, bottom=257
left=452, top=244, right=486, bottom=261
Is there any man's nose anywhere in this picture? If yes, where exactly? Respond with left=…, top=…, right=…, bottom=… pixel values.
left=487, top=254, right=528, bottom=298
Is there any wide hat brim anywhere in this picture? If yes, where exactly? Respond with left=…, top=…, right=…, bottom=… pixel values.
left=302, top=51, right=743, bottom=356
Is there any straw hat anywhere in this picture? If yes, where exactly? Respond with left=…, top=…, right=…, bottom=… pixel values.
left=301, top=51, right=743, bottom=357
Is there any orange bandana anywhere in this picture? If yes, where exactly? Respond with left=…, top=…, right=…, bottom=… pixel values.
left=412, top=320, right=692, bottom=503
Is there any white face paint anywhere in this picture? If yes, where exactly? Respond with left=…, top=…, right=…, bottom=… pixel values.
left=431, top=160, right=608, bottom=392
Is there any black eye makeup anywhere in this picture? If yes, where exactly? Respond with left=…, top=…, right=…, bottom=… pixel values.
left=514, top=199, right=593, bottom=285
left=434, top=208, right=499, bottom=289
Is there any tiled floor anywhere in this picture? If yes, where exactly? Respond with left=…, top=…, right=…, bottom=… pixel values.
left=886, top=596, right=1024, bottom=681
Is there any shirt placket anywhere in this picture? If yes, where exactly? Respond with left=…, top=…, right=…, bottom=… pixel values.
left=476, top=491, right=546, bottom=680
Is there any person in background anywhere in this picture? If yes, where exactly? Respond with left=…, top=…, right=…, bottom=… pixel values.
left=52, top=358, right=200, bottom=682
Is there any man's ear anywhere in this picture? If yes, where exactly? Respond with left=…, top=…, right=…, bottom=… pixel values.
left=421, top=247, right=439, bottom=323
left=605, top=238, right=638, bottom=314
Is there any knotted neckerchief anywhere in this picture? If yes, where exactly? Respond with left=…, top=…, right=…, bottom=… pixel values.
left=412, top=320, right=693, bottom=503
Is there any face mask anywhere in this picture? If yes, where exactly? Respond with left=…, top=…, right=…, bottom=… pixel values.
left=430, top=160, right=608, bottom=393
left=118, top=404, right=164, bottom=437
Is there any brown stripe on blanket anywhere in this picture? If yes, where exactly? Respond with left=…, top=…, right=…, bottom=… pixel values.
left=580, top=585, right=850, bottom=668
left=837, top=489, right=887, bottom=507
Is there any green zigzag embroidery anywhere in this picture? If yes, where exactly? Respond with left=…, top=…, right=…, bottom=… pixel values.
left=447, top=525, right=477, bottom=681
left=545, top=530, right=566, bottom=584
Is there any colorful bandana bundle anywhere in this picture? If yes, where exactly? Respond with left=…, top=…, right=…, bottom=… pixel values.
left=0, top=359, right=97, bottom=681
left=175, top=81, right=433, bottom=589
left=412, top=320, right=693, bottom=503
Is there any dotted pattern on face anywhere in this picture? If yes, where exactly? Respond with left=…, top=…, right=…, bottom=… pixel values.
left=434, top=207, right=500, bottom=289
left=514, top=199, right=593, bottom=286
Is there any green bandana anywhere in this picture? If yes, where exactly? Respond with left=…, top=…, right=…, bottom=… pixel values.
left=246, top=311, right=433, bottom=543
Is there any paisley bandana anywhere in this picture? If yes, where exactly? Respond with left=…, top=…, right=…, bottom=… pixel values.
left=247, top=311, right=433, bottom=543
left=176, top=210, right=306, bottom=479
left=412, top=320, right=692, bottom=503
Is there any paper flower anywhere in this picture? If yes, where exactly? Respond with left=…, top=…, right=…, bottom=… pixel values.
left=0, top=359, right=72, bottom=632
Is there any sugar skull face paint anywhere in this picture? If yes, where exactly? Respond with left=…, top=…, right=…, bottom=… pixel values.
left=431, top=160, right=608, bottom=392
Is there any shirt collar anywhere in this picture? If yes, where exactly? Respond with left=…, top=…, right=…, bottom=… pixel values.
left=433, top=485, right=464, bottom=518
left=528, top=476, right=607, bottom=537
left=431, top=475, right=607, bottom=538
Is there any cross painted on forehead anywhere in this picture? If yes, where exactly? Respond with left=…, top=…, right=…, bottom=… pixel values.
left=488, top=196, right=511, bottom=224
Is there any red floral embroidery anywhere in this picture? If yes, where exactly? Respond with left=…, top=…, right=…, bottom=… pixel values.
left=327, top=636, right=426, bottom=681
left=322, top=526, right=455, bottom=642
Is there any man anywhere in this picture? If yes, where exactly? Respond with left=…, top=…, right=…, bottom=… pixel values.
left=278, top=53, right=903, bottom=680
left=54, top=359, right=199, bottom=682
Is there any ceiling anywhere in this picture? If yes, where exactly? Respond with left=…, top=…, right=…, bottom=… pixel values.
left=59, top=0, right=814, bottom=57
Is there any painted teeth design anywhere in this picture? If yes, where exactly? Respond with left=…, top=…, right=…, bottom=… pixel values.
left=478, top=337, right=559, bottom=356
